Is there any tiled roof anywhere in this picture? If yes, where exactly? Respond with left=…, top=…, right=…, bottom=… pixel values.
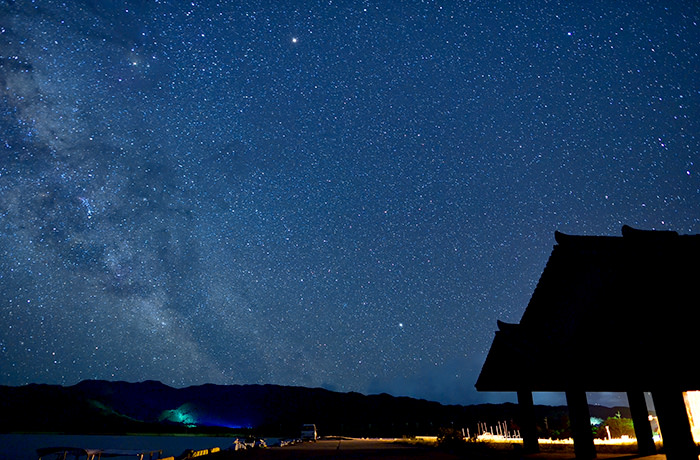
left=476, top=226, right=700, bottom=393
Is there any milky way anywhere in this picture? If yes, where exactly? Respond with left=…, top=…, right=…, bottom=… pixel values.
left=1, top=1, right=698, bottom=404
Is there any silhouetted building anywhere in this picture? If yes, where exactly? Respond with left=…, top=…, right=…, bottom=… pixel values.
left=476, top=226, right=700, bottom=460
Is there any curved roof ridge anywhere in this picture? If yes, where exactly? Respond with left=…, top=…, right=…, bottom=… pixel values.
left=554, top=225, right=689, bottom=246
left=621, top=224, right=679, bottom=238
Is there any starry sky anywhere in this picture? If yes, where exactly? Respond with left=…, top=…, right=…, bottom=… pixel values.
left=1, top=1, right=698, bottom=406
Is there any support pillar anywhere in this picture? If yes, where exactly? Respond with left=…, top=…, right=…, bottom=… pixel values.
left=517, top=390, right=540, bottom=453
left=626, top=390, right=656, bottom=456
left=566, top=390, right=596, bottom=460
left=651, top=389, right=697, bottom=460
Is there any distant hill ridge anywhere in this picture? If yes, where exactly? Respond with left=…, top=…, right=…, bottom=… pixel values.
left=0, top=380, right=630, bottom=437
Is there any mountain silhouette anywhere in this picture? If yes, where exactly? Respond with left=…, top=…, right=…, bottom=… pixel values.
left=0, top=380, right=630, bottom=437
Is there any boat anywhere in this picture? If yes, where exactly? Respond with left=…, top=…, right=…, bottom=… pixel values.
left=36, top=446, right=165, bottom=460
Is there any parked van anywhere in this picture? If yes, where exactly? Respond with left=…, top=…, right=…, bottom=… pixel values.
left=301, top=424, right=317, bottom=441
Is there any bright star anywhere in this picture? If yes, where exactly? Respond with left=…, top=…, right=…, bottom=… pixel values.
left=291, top=37, right=298, bottom=43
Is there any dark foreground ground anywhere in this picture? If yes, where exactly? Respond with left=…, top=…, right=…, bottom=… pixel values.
left=208, top=439, right=458, bottom=459
left=203, top=439, right=669, bottom=460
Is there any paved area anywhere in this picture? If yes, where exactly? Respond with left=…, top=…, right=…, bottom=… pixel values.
left=205, top=438, right=673, bottom=460
left=208, top=438, right=465, bottom=459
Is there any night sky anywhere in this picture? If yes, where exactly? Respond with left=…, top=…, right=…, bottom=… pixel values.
left=1, top=1, right=698, bottom=406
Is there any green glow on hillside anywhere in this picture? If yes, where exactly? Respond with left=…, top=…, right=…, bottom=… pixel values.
left=159, top=403, right=198, bottom=428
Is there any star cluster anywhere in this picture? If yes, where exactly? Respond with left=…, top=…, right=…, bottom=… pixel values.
left=1, top=1, right=698, bottom=404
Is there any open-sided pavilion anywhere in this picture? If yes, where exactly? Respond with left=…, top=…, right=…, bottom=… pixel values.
left=476, top=226, right=700, bottom=460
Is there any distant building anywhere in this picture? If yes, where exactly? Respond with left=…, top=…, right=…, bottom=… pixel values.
left=476, top=226, right=700, bottom=460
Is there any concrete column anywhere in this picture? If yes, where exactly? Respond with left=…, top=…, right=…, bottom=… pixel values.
left=517, top=390, right=540, bottom=453
left=566, top=390, right=596, bottom=460
left=651, top=390, right=697, bottom=460
left=626, top=391, right=656, bottom=456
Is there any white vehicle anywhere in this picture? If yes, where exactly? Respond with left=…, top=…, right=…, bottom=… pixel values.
left=301, top=423, right=318, bottom=441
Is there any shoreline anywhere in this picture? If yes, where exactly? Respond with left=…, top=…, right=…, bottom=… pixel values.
left=1, top=433, right=662, bottom=460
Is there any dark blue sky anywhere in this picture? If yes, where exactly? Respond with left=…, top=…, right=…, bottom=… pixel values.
left=1, top=1, right=698, bottom=405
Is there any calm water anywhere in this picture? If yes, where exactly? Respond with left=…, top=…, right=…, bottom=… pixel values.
left=0, top=433, right=242, bottom=460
